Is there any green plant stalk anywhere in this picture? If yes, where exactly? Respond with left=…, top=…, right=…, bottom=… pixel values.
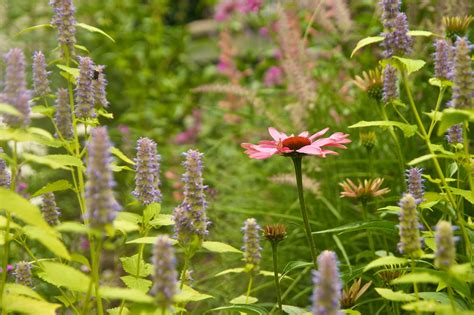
left=447, top=286, right=457, bottom=311
left=360, top=200, right=375, bottom=254
left=270, top=242, right=283, bottom=314
left=179, top=254, right=190, bottom=290
left=90, top=236, right=104, bottom=315
left=245, top=275, right=254, bottom=304
left=411, top=258, right=420, bottom=315
left=292, top=157, right=318, bottom=268
left=427, top=87, right=446, bottom=138
left=401, top=70, right=471, bottom=257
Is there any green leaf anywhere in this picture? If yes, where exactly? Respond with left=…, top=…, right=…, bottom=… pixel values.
left=0, top=103, right=22, bottom=116
left=126, top=236, right=178, bottom=245
left=402, top=300, right=447, bottom=313
left=364, top=256, right=408, bottom=272
left=350, top=36, right=384, bottom=58
left=5, top=283, right=44, bottom=301
left=392, top=272, right=441, bottom=285
left=0, top=188, right=50, bottom=229
left=215, top=267, right=245, bottom=277
left=230, top=295, right=258, bottom=304
left=110, top=147, right=135, bottom=165
left=32, top=180, right=72, bottom=197
left=120, top=276, right=152, bottom=293
left=149, top=214, right=174, bottom=227
left=0, top=128, right=62, bottom=147
left=407, top=30, right=433, bottom=37
left=31, top=105, right=55, bottom=117
left=143, top=202, right=161, bottom=223
left=55, top=222, right=90, bottom=234
left=207, top=304, right=268, bottom=315
left=281, top=261, right=313, bottom=277
left=437, top=108, right=473, bottom=136
left=202, top=241, right=242, bottom=254
left=392, top=56, right=426, bottom=75
left=450, top=188, right=474, bottom=204
left=3, top=293, right=60, bottom=315
left=56, top=64, right=79, bottom=78
left=113, top=218, right=139, bottom=233
left=175, top=285, right=213, bottom=303
left=375, top=288, right=416, bottom=302
left=22, top=153, right=83, bottom=170
left=100, top=286, right=153, bottom=303
left=282, top=305, right=309, bottom=315
left=349, top=120, right=418, bottom=137
left=76, top=23, right=115, bottom=42
left=120, top=254, right=153, bottom=277
left=23, top=226, right=71, bottom=260
left=37, top=262, right=91, bottom=292
left=16, top=23, right=53, bottom=36
left=428, top=78, right=452, bottom=88
left=312, top=220, right=396, bottom=235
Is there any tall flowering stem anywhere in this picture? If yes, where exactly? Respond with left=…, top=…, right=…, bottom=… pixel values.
left=292, top=157, right=318, bottom=268
left=264, top=224, right=286, bottom=313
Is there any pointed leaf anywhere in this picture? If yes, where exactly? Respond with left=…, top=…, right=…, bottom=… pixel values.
left=351, top=36, right=384, bottom=58
left=37, top=261, right=91, bottom=292
left=349, top=120, right=418, bottom=137
left=0, top=188, right=50, bottom=229
left=23, top=226, right=71, bottom=260
left=202, top=241, right=242, bottom=254
left=32, top=180, right=72, bottom=197
left=76, top=23, right=115, bottom=42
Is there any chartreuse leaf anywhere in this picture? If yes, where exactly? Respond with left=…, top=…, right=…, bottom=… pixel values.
left=282, top=305, right=310, bottom=315
left=350, top=36, right=384, bottom=58
left=16, top=23, right=53, bottom=36
left=230, top=295, right=258, bottom=304
left=3, top=293, right=60, bottom=315
left=392, top=56, right=426, bottom=75
left=0, top=188, right=50, bottom=230
left=207, top=304, right=267, bottom=315
left=5, top=283, right=44, bottom=301
left=407, top=30, right=433, bottom=37
left=120, top=254, right=153, bottom=277
left=437, top=108, right=474, bottom=136
left=23, top=226, right=71, bottom=260
left=450, top=188, right=474, bottom=204
left=0, top=216, right=21, bottom=230
left=32, top=179, right=72, bottom=197
left=392, top=272, right=441, bottom=284
left=349, top=120, right=417, bottom=137
left=56, top=64, right=79, bottom=78
left=215, top=267, right=245, bottom=277
left=126, top=236, right=178, bottom=245
left=55, top=222, right=90, bottom=234
left=143, top=202, right=161, bottom=223
left=149, top=214, right=174, bottom=227
left=364, top=256, right=408, bottom=272
left=76, top=23, right=115, bottom=42
left=37, top=261, right=91, bottom=292
left=120, top=276, right=152, bottom=293
left=375, top=288, right=416, bottom=302
left=401, top=300, right=455, bottom=313
left=110, top=146, right=135, bottom=165
left=107, top=307, right=130, bottom=315
left=99, top=286, right=153, bottom=303
left=0, top=128, right=62, bottom=147
left=22, top=153, right=83, bottom=170
left=202, top=241, right=242, bottom=254
left=0, top=103, right=22, bottom=116
left=174, top=285, right=213, bottom=303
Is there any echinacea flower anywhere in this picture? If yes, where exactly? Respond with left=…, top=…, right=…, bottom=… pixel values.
left=339, top=178, right=390, bottom=201
left=443, top=16, right=473, bottom=42
left=353, top=68, right=383, bottom=102
left=241, top=127, right=350, bottom=160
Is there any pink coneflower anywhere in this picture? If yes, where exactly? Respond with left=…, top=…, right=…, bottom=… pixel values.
left=241, top=127, right=351, bottom=160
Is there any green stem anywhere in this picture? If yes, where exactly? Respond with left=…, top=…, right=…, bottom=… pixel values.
left=427, top=87, right=446, bottom=138
left=292, top=157, right=318, bottom=268
left=411, top=258, right=420, bottom=315
left=380, top=102, right=406, bottom=180
left=361, top=200, right=375, bottom=254
left=245, top=275, right=254, bottom=304
left=271, top=242, right=283, bottom=313
left=90, top=237, right=104, bottom=315
left=179, top=255, right=190, bottom=290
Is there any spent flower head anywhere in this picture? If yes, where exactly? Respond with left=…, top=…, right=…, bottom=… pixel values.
left=353, top=68, right=383, bottom=102
left=443, top=16, right=473, bottom=42
left=359, top=131, right=377, bottom=152
left=263, top=224, right=287, bottom=244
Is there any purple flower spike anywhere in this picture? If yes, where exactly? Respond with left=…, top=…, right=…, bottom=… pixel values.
left=3, top=48, right=27, bottom=99
left=379, top=0, right=400, bottom=29
left=435, top=221, right=457, bottom=270
left=75, top=56, right=95, bottom=119
left=398, top=193, right=423, bottom=257
left=451, top=37, right=473, bottom=109
left=32, top=51, right=51, bottom=97
left=54, top=88, right=74, bottom=140
left=151, top=235, right=178, bottom=309
left=382, top=12, right=412, bottom=57
left=0, top=148, right=10, bottom=188
left=93, top=65, right=109, bottom=108
left=405, top=167, right=425, bottom=204
left=50, top=0, right=77, bottom=56
left=382, top=64, right=398, bottom=103
left=242, top=218, right=262, bottom=274
left=446, top=123, right=464, bottom=145
left=433, top=40, right=453, bottom=80
left=264, top=66, right=284, bottom=87
left=14, top=261, right=33, bottom=287
left=133, top=137, right=162, bottom=205
left=85, top=127, right=121, bottom=228
left=312, top=250, right=343, bottom=315
left=41, top=192, right=61, bottom=226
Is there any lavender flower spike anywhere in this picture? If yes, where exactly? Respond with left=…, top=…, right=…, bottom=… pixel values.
left=14, top=261, right=33, bottom=287
left=85, top=127, right=121, bottom=228
left=93, top=65, right=109, bottom=108
left=433, top=40, right=453, bottom=81
left=3, top=48, right=27, bottom=100
left=451, top=37, right=473, bottom=109
left=398, top=193, right=423, bottom=257
left=75, top=56, right=95, bottom=119
left=382, top=64, right=398, bottom=103
left=405, top=167, right=425, bottom=204
left=434, top=221, right=457, bottom=270
left=50, top=0, right=77, bottom=56
left=446, top=123, right=464, bottom=145
left=54, top=88, right=74, bottom=139
left=312, top=250, right=343, bottom=315
left=41, top=192, right=61, bottom=226
left=242, top=218, right=262, bottom=274
left=32, top=51, right=51, bottom=97
left=132, top=137, right=162, bottom=205
left=379, top=0, right=400, bottom=29
left=0, top=148, right=10, bottom=188
left=382, top=12, right=412, bottom=58
left=151, top=235, right=178, bottom=309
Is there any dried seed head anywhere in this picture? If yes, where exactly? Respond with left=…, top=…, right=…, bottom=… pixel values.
left=263, top=224, right=287, bottom=244
left=443, top=16, right=473, bottom=42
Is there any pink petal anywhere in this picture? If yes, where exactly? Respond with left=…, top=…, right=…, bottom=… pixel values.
left=309, top=128, right=330, bottom=141
left=298, top=131, right=309, bottom=137
left=268, top=127, right=286, bottom=141
left=296, top=145, right=324, bottom=156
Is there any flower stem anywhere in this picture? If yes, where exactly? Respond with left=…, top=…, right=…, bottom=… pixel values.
left=411, top=257, right=420, bottom=315
left=179, top=255, right=190, bottom=290
left=292, top=157, right=318, bottom=268
left=245, top=275, right=254, bottom=304
left=360, top=200, right=375, bottom=254
left=270, top=242, right=283, bottom=313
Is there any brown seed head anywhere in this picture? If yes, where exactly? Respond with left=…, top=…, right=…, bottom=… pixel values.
left=263, top=224, right=287, bottom=243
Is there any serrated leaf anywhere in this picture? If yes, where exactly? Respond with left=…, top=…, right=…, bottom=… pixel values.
left=77, top=23, right=115, bottom=42
left=31, top=105, right=55, bottom=117
left=100, top=286, right=153, bottom=303
left=0, top=103, right=22, bottom=116
left=143, top=203, right=161, bottom=223
left=364, top=256, right=407, bottom=272
left=121, top=254, right=153, bottom=277
left=0, top=188, right=50, bottom=230
left=110, top=146, right=135, bottom=165
left=392, top=272, right=441, bottom=285
left=120, top=275, right=152, bottom=293
left=23, top=226, right=71, bottom=260
left=149, top=214, right=174, bottom=227
left=437, top=108, right=473, bottom=136
left=0, top=128, right=62, bottom=147
left=215, top=267, right=245, bottom=277
left=350, top=36, right=384, bottom=58
left=229, top=295, right=258, bottom=304
left=175, top=285, right=213, bottom=303
left=450, top=188, right=474, bottom=204
left=5, top=283, right=44, bottom=301
left=37, top=262, right=91, bottom=292
left=23, top=153, right=83, bottom=170
left=56, top=64, right=79, bottom=78
left=32, top=180, right=72, bottom=197
left=392, top=56, right=426, bottom=75
left=375, top=288, right=416, bottom=302
left=202, top=241, right=242, bottom=254
left=113, top=219, right=139, bottom=233
left=349, top=120, right=418, bottom=137
left=3, top=293, right=60, bottom=315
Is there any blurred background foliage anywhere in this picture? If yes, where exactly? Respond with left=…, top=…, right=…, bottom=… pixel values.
left=0, top=0, right=472, bottom=312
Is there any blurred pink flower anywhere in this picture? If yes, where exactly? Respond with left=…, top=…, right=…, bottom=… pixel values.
left=241, top=127, right=351, bottom=159
left=239, top=0, right=264, bottom=13
left=264, top=66, right=283, bottom=87
left=215, top=0, right=240, bottom=21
